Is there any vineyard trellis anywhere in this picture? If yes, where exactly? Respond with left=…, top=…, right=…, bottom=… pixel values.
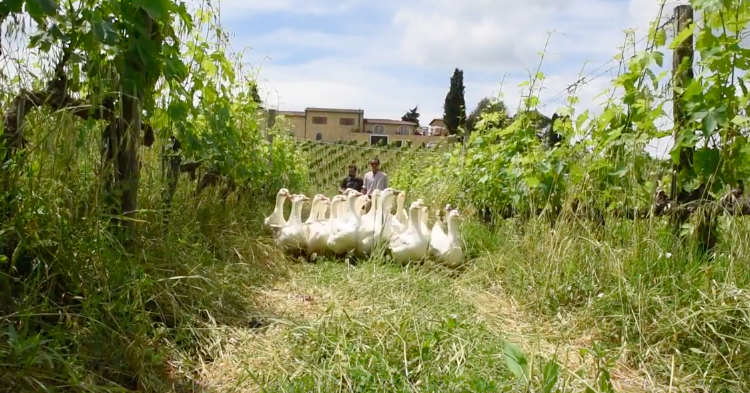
left=391, top=2, right=750, bottom=259
left=294, top=137, right=448, bottom=194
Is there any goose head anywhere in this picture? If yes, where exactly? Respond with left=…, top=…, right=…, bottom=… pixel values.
left=305, top=194, right=328, bottom=223
left=396, top=192, right=406, bottom=207
left=288, top=194, right=310, bottom=223
left=446, top=208, right=461, bottom=239
left=379, top=188, right=401, bottom=213
left=276, top=188, right=291, bottom=202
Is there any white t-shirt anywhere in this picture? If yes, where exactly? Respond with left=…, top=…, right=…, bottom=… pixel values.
left=363, top=171, right=388, bottom=195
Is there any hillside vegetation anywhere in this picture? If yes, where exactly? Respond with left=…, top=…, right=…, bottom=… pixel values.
left=1, top=0, right=750, bottom=392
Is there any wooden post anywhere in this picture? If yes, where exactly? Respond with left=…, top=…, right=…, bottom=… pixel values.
left=267, top=109, right=277, bottom=166
left=669, top=5, right=715, bottom=256
left=669, top=4, right=695, bottom=232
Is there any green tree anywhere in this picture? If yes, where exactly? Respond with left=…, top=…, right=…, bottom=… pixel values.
left=466, top=97, right=510, bottom=133
left=443, top=68, right=466, bottom=134
left=401, top=105, right=420, bottom=125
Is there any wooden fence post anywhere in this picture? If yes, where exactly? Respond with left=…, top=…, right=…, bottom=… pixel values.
left=669, top=5, right=695, bottom=232
left=267, top=108, right=277, bottom=166
left=669, top=5, right=715, bottom=255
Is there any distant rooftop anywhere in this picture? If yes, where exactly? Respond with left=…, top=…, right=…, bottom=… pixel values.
left=365, top=118, right=418, bottom=126
left=278, top=110, right=305, bottom=116
left=305, top=107, right=364, bottom=114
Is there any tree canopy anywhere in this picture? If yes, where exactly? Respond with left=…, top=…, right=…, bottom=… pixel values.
left=443, top=68, right=466, bottom=134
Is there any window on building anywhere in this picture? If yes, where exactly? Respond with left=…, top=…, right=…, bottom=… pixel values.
left=374, top=125, right=386, bottom=134
left=312, top=116, right=327, bottom=124
left=315, top=133, right=323, bottom=141
left=339, top=118, right=355, bottom=126
left=395, top=140, right=403, bottom=147
left=397, top=126, right=410, bottom=135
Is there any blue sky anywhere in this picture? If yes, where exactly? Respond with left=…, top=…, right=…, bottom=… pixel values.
left=212, top=0, right=683, bottom=155
left=0, top=0, right=685, bottom=157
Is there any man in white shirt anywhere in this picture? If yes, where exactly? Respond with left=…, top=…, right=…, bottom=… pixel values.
left=362, top=157, right=388, bottom=196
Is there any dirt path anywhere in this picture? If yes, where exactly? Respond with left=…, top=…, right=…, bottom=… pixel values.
left=198, top=261, right=670, bottom=392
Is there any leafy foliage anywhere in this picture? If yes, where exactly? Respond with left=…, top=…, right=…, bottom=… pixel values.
left=0, top=0, right=307, bottom=390
left=466, top=97, right=510, bottom=133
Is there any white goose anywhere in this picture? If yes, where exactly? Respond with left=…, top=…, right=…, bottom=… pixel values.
left=263, top=188, right=290, bottom=234
left=358, top=189, right=402, bottom=257
left=389, top=200, right=430, bottom=265
left=429, top=208, right=464, bottom=267
left=391, top=192, right=409, bottom=235
left=304, top=194, right=327, bottom=225
left=418, top=203, right=430, bottom=238
left=356, top=189, right=382, bottom=257
left=394, top=192, right=407, bottom=225
left=275, top=194, right=310, bottom=256
left=327, top=191, right=366, bottom=256
left=316, top=197, right=330, bottom=221
left=305, top=196, right=334, bottom=261
left=378, top=188, right=401, bottom=243
left=429, top=204, right=451, bottom=254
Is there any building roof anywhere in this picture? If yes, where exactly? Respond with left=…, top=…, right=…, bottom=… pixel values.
left=305, top=107, right=364, bottom=114
left=278, top=110, right=305, bottom=116
left=364, top=118, right=418, bottom=126
left=429, top=118, right=445, bottom=126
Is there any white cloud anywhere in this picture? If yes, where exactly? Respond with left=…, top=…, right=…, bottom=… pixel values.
left=392, top=0, right=626, bottom=71
left=0, top=0, right=693, bottom=159
left=242, top=0, right=682, bottom=126
left=215, top=0, right=365, bottom=17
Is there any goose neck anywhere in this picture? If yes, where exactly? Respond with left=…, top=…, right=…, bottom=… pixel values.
left=289, top=201, right=305, bottom=225
left=446, top=215, right=459, bottom=241
left=305, top=201, right=320, bottom=224
left=346, top=195, right=361, bottom=222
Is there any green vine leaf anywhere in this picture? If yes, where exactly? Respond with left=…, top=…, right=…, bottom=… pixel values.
left=132, top=0, right=171, bottom=19
left=503, top=342, right=529, bottom=381
left=694, top=148, right=721, bottom=179
left=26, top=0, right=58, bottom=16
left=669, top=22, right=696, bottom=50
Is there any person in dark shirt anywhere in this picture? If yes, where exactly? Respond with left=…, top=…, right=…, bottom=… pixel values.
left=340, top=165, right=364, bottom=194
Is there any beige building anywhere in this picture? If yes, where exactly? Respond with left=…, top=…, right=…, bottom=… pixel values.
left=277, top=107, right=448, bottom=146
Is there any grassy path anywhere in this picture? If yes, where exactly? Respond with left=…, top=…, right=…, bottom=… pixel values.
left=197, top=259, right=656, bottom=392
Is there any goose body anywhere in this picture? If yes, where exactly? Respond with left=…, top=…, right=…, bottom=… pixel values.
left=304, top=194, right=327, bottom=224
left=389, top=200, right=429, bottom=265
left=430, top=209, right=464, bottom=267
left=305, top=197, right=334, bottom=260
left=356, top=189, right=382, bottom=257
left=327, top=191, right=365, bottom=255
left=276, top=194, right=310, bottom=256
left=378, top=189, right=401, bottom=243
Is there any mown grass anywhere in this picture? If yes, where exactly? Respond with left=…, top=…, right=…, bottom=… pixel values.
left=197, top=212, right=750, bottom=393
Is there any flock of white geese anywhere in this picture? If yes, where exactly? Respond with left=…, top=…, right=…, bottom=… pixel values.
left=263, top=187, right=464, bottom=267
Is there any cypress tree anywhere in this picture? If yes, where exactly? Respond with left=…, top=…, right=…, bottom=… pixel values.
left=443, top=68, right=467, bottom=134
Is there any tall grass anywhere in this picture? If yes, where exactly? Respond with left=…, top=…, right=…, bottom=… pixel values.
left=385, top=160, right=750, bottom=392
left=0, top=105, right=297, bottom=391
